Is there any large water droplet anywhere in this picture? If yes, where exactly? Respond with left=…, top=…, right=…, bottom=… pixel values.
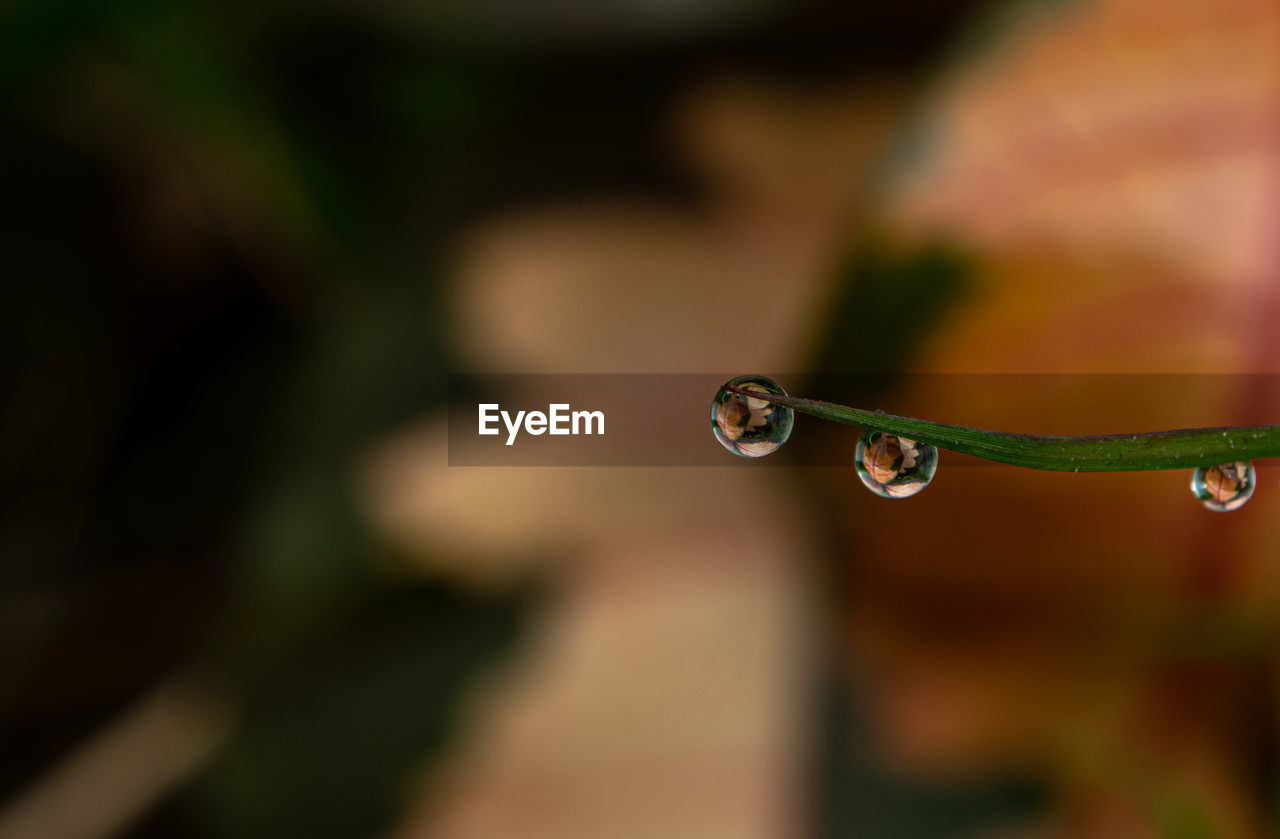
left=711, top=375, right=793, bottom=458
left=1190, top=461, right=1255, bottom=512
left=855, top=430, right=938, bottom=498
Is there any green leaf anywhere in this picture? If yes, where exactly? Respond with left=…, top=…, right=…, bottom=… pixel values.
left=725, top=386, right=1280, bottom=471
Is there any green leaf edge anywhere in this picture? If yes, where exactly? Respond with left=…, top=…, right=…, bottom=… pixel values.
left=724, top=386, right=1280, bottom=472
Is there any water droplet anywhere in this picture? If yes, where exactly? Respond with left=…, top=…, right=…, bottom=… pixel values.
left=1190, top=461, right=1255, bottom=512
left=711, top=375, right=793, bottom=458
left=855, top=430, right=938, bottom=498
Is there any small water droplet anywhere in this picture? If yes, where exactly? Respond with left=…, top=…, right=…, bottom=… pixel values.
left=711, top=375, right=794, bottom=458
left=854, top=430, right=938, bottom=498
left=1190, top=461, right=1255, bottom=512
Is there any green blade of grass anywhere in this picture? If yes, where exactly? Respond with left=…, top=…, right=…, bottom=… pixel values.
left=724, top=386, right=1280, bottom=472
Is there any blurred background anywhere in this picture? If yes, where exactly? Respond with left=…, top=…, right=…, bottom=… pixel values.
left=3, top=0, right=1280, bottom=837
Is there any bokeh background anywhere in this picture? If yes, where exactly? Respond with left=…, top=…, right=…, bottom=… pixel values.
left=4, top=0, right=1280, bottom=837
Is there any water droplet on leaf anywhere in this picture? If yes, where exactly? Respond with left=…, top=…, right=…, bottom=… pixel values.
left=711, top=375, right=794, bottom=458
left=855, top=430, right=938, bottom=498
left=1190, top=461, right=1255, bottom=512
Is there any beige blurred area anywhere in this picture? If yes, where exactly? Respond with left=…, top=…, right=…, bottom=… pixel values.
left=364, top=0, right=1280, bottom=836
left=363, top=76, right=906, bottom=839
left=448, top=76, right=906, bottom=376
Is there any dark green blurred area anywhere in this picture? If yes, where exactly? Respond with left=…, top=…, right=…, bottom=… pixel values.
left=0, top=0, right=1042, bottom=837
